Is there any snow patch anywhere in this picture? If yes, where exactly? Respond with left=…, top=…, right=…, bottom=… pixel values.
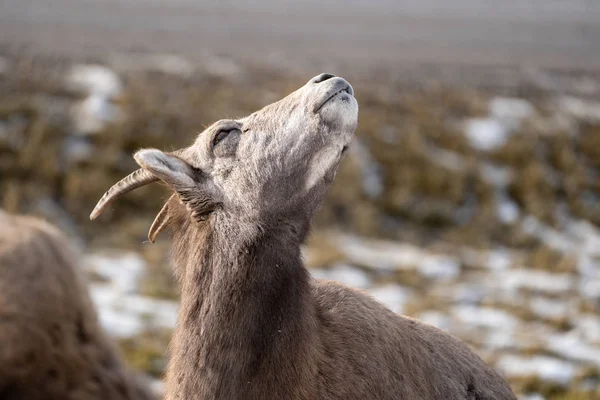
left=84, top=252, right=146, bottom=294
left=72, top=94, right=123, bottom=135
left=464, top=118, right=508, bottom=151
left=497, top=354, right=576, bottom=385
left=557, top=96, right=600, bottom=122
left=575, top=315, right=600, bottom=344
left=580, top=279, right=600, bottom=300
left=529, top=296, right=569, bottom=319
left=418, top=311, right=451, bottom=331
left=419, top=256, right=460, bottom=280
left=89, top=275, right=178, bottom=338
left=497, top=195, right=520, bottom=224
left=489, top=97, right=535, bottom=129
left=334, top=234, right=460, bottom=279
left=67, top=65, right=124, bottom=135
left=310, top=263, right=372, bottom=289
left=67, top=64, right=122, bottom=98
left=464, top=97, right=534, bottom=151
left=368, top=284, right=413, bottom=314
left=452, top=305, right=520, bottom=330
left=495, top=269, right=574, bottom=294
left=546, top=332, right=600, bottom=366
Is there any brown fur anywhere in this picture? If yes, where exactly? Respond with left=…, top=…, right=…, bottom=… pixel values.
left=0, top=211, right=154, bottom=400
left=93, top=74, right=517, bottom=399
left=160, top=199, right=517, bottom=400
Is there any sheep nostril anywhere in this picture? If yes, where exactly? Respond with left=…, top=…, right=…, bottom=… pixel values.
left=312, top=73, right=336, bottom=84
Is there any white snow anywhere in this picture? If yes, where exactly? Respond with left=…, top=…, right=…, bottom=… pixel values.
left=495, top=268, right=574, bottom=294
left=418, top=311, right=451, bottom=331
left=418, top=256, right=460, bottom=280
left=496, top=354, right=576, bottom=385
left=149, top=380, right=165, bottom=398
left=310, top=263, right=372, bottom=289
left=486, top=249, right=514, bottom=270
left=84, top=252, right=146, bottom=294
left=334, top=234, right=460, bottom=279
left=575, top=315, right=600, bottom=344
left=121, top=294, right=179, bottom=327
left=529, top=296, right=569, bottom=319
left=556, top=96, right=600, bottom=122
left=334, top=234, right=425, bottom=271
left=522, top=215, right=600, bottom=288
left=489, top=97, right=535, bottom=129
left=67, top=64, right=122, bottom=98
left=88, top=257, right=179, bottom=338
left=580, top=279, right=600, bottom=300
left=546, top=332, right=600, bottom=366
left=95, top=305, right=144, bottom=338
left=486, top=329, right=518, bottom=350
left=368, top=284, right=412, bottom=314
left=497, top=195, right=520, bottom=224
left=520, top=394, right=546, bottom=400
left=90, top=284, right=144, bottom=337
left=460, top=248, right=514, bottom=270
left=464, top=118, right=509, bottom=151
left=67, top=64, right=124, bottom=135
left=464, top=97, right=535, bottom=151
left=452, top=283, right=486, bottom=304
left=73, top=94, right=123, bottom=135
left=452, top=305, right=520, bottom=330
left=308, top=268, right=329, bottom=281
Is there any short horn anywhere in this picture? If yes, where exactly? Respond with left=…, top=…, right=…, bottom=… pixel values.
left=90, top=168, right=158, bottom=220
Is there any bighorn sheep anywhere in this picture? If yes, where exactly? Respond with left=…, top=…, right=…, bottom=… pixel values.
left=0, top=210, right=154, bottom=400
left=91, top=73, right=517, bottom=399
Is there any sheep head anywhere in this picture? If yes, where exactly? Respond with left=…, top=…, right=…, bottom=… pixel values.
left=90, top=73, right=358, bottom=241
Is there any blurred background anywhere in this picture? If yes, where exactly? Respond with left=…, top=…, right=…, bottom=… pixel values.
left=1, top=1, right=600, bottom=398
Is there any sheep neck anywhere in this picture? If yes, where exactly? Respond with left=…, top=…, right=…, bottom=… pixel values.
left=166, top=216, right=319, bottom=399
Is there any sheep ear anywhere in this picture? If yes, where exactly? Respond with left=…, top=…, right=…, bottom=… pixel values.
left=135, top=148, right=220, bottom=222
left=134, top=149, right=196, bottom=192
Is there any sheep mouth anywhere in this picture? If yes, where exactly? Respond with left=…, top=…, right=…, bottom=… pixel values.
left=314, top=83, right=354, bottom=113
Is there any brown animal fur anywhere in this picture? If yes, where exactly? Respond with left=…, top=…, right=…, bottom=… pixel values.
left=0, top=211, right=154, bottom=400
left=93, top=74, right=517, bottom=399
left=160, top=198, right=516, bottom=400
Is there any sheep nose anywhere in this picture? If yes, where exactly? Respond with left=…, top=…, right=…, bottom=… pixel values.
left=310, top=73, right=336, bottom=84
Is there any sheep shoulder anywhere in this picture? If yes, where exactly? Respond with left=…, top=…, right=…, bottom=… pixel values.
left=311, top=280, right=516, bottom=400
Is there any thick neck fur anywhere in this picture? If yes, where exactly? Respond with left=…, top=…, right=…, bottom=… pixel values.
left=165, top=207, right=320, bottom=400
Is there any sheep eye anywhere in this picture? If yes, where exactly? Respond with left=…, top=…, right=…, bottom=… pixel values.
left=213, top=129, right=231, bottom=147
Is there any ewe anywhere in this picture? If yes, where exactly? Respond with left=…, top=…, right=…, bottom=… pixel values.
left=92, top=73, right=516, bottom=400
